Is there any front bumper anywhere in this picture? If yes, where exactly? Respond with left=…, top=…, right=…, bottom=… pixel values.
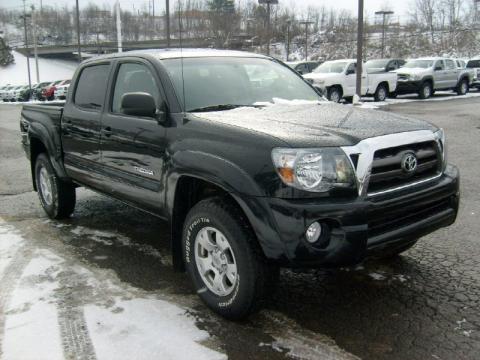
left=396, top=80, right=422, bottom=94
left=243, top=165, right=459, bottom=268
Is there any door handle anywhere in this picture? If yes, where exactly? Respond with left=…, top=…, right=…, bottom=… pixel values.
left=103, top=126, right=112, bottom=137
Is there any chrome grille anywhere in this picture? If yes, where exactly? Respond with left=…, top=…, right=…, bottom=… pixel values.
left=367, top=141, right=441, bottom=194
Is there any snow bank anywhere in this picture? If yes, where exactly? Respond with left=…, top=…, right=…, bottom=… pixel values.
left=0, top=51, right=77, bottom=86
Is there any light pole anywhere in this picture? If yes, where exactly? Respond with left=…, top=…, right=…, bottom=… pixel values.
left=259, top=0, right=278, bottom=56
left=375, top=10, right=394, bottom=58
left=355, top=0, right=364, bottom=101
left=286, top=19, right=291, bottom=61
left=166, top=0, right=170, bottom=47
left=31, top=4, right=40, bottom=83
left=299, top=20, right=313, bottom=61
left=75, top=0, right=81, bottom=62
left=20, top=3, right=32, bottom=97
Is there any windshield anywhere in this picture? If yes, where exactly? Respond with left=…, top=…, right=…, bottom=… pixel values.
left=365, top=60, right=389, bottom=69
left=162, top=57, right=320, bottom=112
left=313, top=61, right=348, bottom=74
left=404, top=60, right=434, bottom=68
left=467, top=60, right=480, bottom=68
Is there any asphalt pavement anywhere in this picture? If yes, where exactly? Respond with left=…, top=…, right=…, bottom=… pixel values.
left=0, top=96, right=479, bottom=360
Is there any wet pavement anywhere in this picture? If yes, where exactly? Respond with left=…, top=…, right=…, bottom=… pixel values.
left=0, top=97, right=479, bottom=359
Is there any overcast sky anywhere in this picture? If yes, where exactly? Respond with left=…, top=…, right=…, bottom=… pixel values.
left=1, top=0, right=411, bottom=19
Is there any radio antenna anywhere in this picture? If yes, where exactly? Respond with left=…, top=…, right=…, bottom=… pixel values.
left=178, top=1, right=186, bottom=115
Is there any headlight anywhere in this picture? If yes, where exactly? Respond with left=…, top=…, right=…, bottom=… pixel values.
left=434, top=129, right=447, bottom=169
left=271, top=148, right=355, bottom=192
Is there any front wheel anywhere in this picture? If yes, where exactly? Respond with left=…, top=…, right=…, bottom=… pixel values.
left=418, top=82, right=432, bottom=99
left=327, top=87, right=342, bottom=103
left=456, top=79, right=469, bottom=95
left=183, top=197, right=278, bottom=320
left=35, top=153, right=76, bottom=219
left=374, top=84, right=388, bottom=102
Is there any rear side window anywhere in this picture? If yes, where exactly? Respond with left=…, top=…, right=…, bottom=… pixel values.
left=445, top=60, right=456, bottom=70
left=111, top=62, right=160, bottom=113
left=74, top=64, right=110, bottom=110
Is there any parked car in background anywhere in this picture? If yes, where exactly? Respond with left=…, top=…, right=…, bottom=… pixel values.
left=466, top=58, right=480, bottom=90
left=365, top=59, right=406, bottom=73
left=285, top=61, right=321, bottom=75
left=7, top=85, right=24, bottom=102
left=14, top=85, right=30, bottom=101
left=454, top=58, right=474, bottom=87
left=394, top=57, right=471, bottom=99
left=33, top=81, right=52, bottom=101
left=54, top=80, right=71, bottom=100
left=42, top=80, right=63, bottom=101
left=303, top=59, right=397, bottom=102
left=0, top=85, right=13, bottom=102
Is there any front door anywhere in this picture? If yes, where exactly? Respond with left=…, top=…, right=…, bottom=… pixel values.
left=99, top=59, right=168, bottom=215
left=62, top=62, right=111, bottom=188
left=433, top=60, right=448, bottom=88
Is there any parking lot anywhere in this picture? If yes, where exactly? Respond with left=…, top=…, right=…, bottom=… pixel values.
left=0, top=97, right=479, bottom=360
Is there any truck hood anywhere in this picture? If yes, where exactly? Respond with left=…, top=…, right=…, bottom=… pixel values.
left=394, top=68, right=429, bottom=76
left=193, top=103, right=437, bottom=148
left=303, top=73, right=340, bottom=81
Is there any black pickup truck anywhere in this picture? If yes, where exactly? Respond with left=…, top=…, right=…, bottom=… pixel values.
left=20, top=49, right=460, bottom=320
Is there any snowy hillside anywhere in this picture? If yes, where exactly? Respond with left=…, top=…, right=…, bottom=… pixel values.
left=0, top=51, right=78, bottom=86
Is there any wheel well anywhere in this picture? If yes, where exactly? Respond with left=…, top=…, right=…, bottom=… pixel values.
left=170, top=176, right=251, bottom=272
left=30, top=137, right=47, bottom=191
left=377, top=81, right=389, bottom=92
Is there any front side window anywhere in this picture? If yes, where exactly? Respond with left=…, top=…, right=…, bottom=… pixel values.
left=112, top=62, right=160, bottom=114
left=434, top=60, right=445, bottom=70
left=74, top=64, right=110, bottom=110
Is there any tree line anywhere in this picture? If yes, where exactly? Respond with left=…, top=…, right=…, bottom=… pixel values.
left=0, top=0, right=478, bottom=61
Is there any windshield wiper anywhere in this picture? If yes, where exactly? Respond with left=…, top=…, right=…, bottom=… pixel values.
left=189, top=104, right=260, bottom=113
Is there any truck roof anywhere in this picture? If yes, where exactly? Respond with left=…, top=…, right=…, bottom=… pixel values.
left=82, top=48, right=270, bottom=64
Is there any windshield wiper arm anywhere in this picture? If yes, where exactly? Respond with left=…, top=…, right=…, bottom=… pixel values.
left=189, top=104, right=260, bottom=113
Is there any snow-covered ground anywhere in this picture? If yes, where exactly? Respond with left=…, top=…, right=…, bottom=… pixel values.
left=0, top=51, right=77, bottom=86
left=0, top=218, right=226, bottom=360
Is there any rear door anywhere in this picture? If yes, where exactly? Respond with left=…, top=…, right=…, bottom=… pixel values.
left=62, top=62, right=111, bottom=187
left=99, top=58, right=167, bottom=215
left=444, top=59, right=459, bottom=87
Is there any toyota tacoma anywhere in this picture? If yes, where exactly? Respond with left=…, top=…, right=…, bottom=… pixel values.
left=20, top=49, right=460, bottom=320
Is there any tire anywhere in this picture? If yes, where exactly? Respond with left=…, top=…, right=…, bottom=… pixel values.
left=35, top=153, right=76, bottom=219
left=327, top=86, right=342, bottom=103
left=374, top=84, right=388, bottom=102
left=418, top=82, right=432, bottom=99
left=456, top=79, right=469, bottom=95
left=182, top=197, right=278, bottom=320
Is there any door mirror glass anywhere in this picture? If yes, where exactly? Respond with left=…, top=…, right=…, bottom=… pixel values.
left=121, top=92, right=157, bottom=118
left=434, top=66, right=443, bottom=71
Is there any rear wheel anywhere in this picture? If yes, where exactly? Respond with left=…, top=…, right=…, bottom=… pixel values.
left=374, top=84, right=388, bottom=102
left=418, top=82, right=432, bottom=99
left=456, top=79, right=469, bottom=95
left=183, top=197, right=278, bottom=320
left=35, top=153, right=76, bottom=219
left=327, top=86, right=342, bottom=103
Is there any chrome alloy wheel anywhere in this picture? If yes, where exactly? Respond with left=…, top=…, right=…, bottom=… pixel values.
left=194, top=226, right=238, bottom=296
left=39, top=166, right=53, bottom=205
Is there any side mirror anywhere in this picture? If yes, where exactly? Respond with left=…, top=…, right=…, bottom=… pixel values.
left=387, top=66, right=396, bottom=71
left=121, top=92, right=157, bottom=118
left=346, top=69, right=355, bottom=75
left=435, top=66, right=443, bottom=71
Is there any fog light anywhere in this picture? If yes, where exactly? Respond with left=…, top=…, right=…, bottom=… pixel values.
left=305, top=222, right=322, bottom=243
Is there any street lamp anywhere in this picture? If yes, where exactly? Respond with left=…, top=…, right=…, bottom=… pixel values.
left=20, top=12, right=32, bottom=96
left=299, top=20, right=313, bottom=61
left=259, top=0, right=278, bottom=56
left=355, top=0, right=364, bottom=101
left=286, top=19, right=291, bottom=61
left=375, top=10, right=394, bottom=58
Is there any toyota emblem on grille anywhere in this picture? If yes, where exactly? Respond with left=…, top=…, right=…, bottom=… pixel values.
left=401, top=153, right=418, bottom=173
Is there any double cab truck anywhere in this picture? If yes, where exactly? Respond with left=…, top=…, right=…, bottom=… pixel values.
left=20, top=49, right=460, bottom=320
left=302, top=59, right=398, bottom=102
left=394, top=57, right=471, bottom=99
left=466, top=58, right=480, bottom=89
